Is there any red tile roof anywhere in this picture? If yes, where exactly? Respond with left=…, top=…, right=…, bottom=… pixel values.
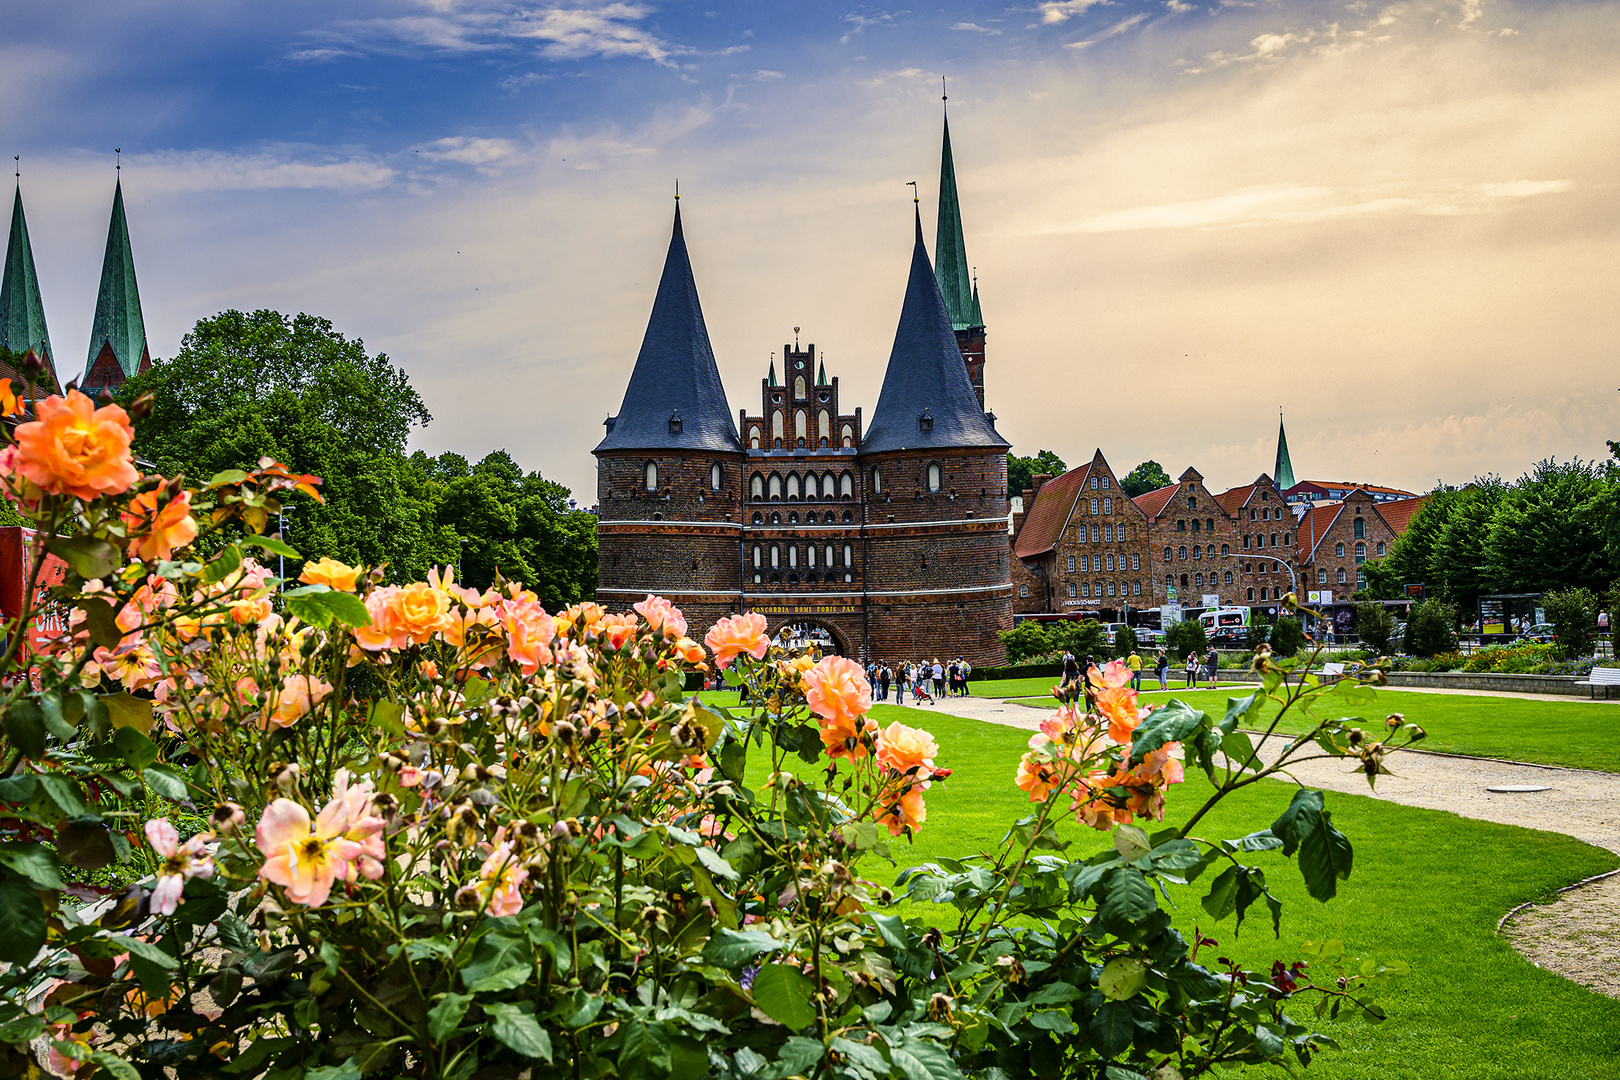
left=1375, top=495, right=1428, bottom=537
left=1214, top=483, right=1255, bottom=515
left=1290, top=480, right=1417, bottom=499
left=1132, top=482, right=1179, bottom=520
left=1013, top=464, right=1092, bottom=559
left=1296, top=502, right=1344, bottom=562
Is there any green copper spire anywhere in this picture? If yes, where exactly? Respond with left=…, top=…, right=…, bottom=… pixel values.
left=767, top=360, right=777, bottom=387
left=0, top=184, right=58, bottom=387
left=1274, top=412, right=1296, bottom=491
left=816, top=359, right=827, bottom=386
left=85, top=178, right=148, bottom=382
left=934, top=113, right=978, bottom=332
left=968, top=275, right=983, bottom=328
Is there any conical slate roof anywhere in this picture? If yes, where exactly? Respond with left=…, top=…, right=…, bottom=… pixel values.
left=934, top=115, right=979, bottom=332
left=595, top=204, right=740, bottom=454
left=0, top=185, right=58, bottom=388
left=862, top=208, right=1008, bottom=456
left=1274, top=414, right=1296, bottom=491
left=85, top=178, right=148, bottom=381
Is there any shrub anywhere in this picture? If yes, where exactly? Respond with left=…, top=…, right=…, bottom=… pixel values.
left=1000, top=618, right=1053, bottom=663
left=1113, top=623, right=1138, bottom=660
left=0, top=380, right=1412, bottom=1079
left=1050, top=617, right=1112, bottom=663
left=1355, top=602, right=1397, bottom=656
left=1164, top=618, right=1208, bottom=660
left=1270, top=616, right=1306, bottom=658
left=1542, top=586, right=1597, bottom=658
left=1405, top=598, right=1460, bottom=657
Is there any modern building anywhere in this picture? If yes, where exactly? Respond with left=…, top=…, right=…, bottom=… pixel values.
left=593, top=116, right=1014, bottom=663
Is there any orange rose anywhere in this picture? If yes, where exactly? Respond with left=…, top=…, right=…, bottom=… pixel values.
left=804, top=655, right=870, bottom=727
left=703, top=612, right=770, bottom=669
left=0, top=379, right=17, bottom=418
left=875, top=721, right=938, bottom=776
left=1095, top=686, right=1142, bottom=745
left=877, top=784, right=927, bottom=837
left=10, top=390, right=137, bottom=500
left=389, top=581, right=451, bottom=644
left=122, top=488, right=198, bottom=562
left=633, top=594, right=688, bottom=639
left=230, top=596, right=273, bottom=624
left=355, top=585, right=405, bottom=651
left=597, top=612, right=640, bottom=651
left=500, top=599, right=555, bottom=675
left=299, top=557, right=360, bottom=592
left=1015, top=753, right=1060, bottom=803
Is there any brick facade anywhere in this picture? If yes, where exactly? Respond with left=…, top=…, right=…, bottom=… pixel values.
left=1295, top=488, right=1400, bottom=601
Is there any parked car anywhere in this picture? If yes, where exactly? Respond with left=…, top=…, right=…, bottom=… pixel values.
left=1134, top=628, right=1166, bottom=646
left=1516, top=623, right=1558, bottom=644
left=1210, top=626, right=1250, bottom=647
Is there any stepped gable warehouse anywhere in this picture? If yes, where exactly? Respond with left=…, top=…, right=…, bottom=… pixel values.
left=594, top=117, right=1014, bottom=663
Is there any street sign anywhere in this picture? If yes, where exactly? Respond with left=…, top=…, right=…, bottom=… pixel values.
left=1166, top=586, right=1178, bottom=602
left=1405, top=583, right=1424, bottom=599
left=1161, top=603, right=1182, bottom=625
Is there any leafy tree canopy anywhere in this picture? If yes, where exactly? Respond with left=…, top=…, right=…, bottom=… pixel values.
left=1120, top=460, right=1173, bottom=498
left=1008, top=449, right=1066, bottom=496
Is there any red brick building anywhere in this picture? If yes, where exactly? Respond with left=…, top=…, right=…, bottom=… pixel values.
left=1010, top=451, right=1151, bottom=618
left=594, top=118, right=1013, bottom=663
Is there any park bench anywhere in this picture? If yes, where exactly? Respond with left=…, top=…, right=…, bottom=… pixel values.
left=1321, top=662, right=1346, bottom=681
left=1575, top=667, right=1620, bottom=699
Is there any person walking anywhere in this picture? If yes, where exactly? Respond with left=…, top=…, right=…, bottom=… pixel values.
left=1061, top=652, right=1079, bottom=690
left=1127, top=648, right=1143, bottom=691
left=1205, top=645, right=1220, bottom=690
left=896, top=663, right=907, bottom=705
left=1183, top=650, right=1198, bottom=689
left=932, top=659, right=945, bottom=699
left=879, top=664, right=891, bottom=702
left=1155, top=650, right=1169, bottom=691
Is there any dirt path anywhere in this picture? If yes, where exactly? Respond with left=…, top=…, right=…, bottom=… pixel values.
left=923, top=690, right=1620, bottom=998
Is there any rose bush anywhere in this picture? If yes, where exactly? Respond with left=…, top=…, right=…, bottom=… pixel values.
left=0, top=364, right=1417, bottom=1079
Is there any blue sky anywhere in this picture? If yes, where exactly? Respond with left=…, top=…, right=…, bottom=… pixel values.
left=5, top=0, right=1618, bottom=501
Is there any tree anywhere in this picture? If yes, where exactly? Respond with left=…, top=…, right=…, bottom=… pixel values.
left=999, top=620, right=1054, bottom=664
left=1120, top=461, right=1172, bottom=498
left=1112, top=624, right=1137, bottom=661
left=1429, top=479, right=1508, bottom=613
left=1164, top=619, right=1207, bottom=661
left=1484, top=459, right=1615, bottom=595
left=122, top=310, right=457, bottom=583
left=1355, top=601, right=1396, bottom=656
left=1007, top=449, right=1066, bottom=496
left=417, top=450, right=597, bottom=608
left=1050, top=619, right=1111, bottom=663
left=1269, top=616, right=1305, bottom=658
left=1404, top=599, right=1459, bottom=658
left=1362, top=484, right=1458, bottom=600
left=1541, top=587, right=1597, bottom=659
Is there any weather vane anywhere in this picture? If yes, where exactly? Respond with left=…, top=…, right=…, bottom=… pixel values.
left=674, top=178, right=679, bottom=200
left=907, top=180, right=918, bottom=204
left=794, top=326, right=800, bottom=350
left=942, top=75, right=947, bottom=103
left=115, top=147, right=121, bottom=172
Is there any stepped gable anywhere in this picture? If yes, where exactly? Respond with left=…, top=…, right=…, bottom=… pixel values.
left=595, top=203, right=741, bottom=455
left=83, top=178, right=149, bottom=390
left=1375, top=495, right=1428, bottom=537
left=0, top=185, right=59, bottom=391
left=1013, top=464, right=1092, bottom=560
left=861, top=206, right=1007, bottom=456
left=1132, top=482, right=1179, bottom=520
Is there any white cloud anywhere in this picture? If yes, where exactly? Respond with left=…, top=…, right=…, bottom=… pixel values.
left=126, top=147, right=396, bottom=193
left=1038, top=0, right=1113, bottom=25
left=951, top=22, right=1002, bottom=34
left=499, top=71, right=548, bottom=92
left=329, top=2, right=689, bottom=66
left=1164, top=0, right=1194, bottom=12
left=840, top=9, right=900, bottom=43
left=754, top=69, right=785, bottom=80
left=1067, top=13, right=1148, bottom=48
left=286, top=47, right=360, bottom=62
left=413, top=136, right=521, bottom=169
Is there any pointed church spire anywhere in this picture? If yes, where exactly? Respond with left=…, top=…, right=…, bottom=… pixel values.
left=934, top=110, right=978, bottom=332
left=1274, top=412, right=1297, bottom=491
left=863, top=206, right=1008, bottom=455
left=968, top=272, right=983, bottom=328
left=0, top=182, right=59, bottom=390
left=767, top=360, right=777, bottom=387
left=594, top=202, right=740, bottom=454
left=816, top=359, right=827, bottom=386
left=84, top=177, right=149, bottom=386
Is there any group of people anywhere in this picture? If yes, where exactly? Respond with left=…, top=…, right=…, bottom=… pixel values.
left=1063, top=647, right=1223, bottom=693
left=866, top=658, right=974, bottom=705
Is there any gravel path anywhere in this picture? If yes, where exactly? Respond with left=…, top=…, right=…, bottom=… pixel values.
left=921, top=690, right=1620, bottom=997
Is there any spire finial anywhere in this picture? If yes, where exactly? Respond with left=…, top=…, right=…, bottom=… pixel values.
left=674, top=178, right=679, bottom=200
left=942, top=75, right=947, bottom=104
left=793, top=326, right=800, bottom=350
left=12, top=156, right=17, bottom=181
left=115, top=148, right=121, bottom=172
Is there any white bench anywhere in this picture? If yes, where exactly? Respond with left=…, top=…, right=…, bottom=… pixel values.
left=1321, top=662, right=1346, bottom=681
left=1576, top=667, right=1620, bottom=699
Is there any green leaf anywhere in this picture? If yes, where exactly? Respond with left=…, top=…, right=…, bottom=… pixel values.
left=1112, top=824, right=1151, bottom=862
left=46, top=537, right=121, bottom=580
left=369, top=700, right=405, bottom=738
left=0, top=774, right=37, bottom=803
left=104, top=693, right=156, bottom=734
left=304, top=1059, right=363, bottom=1080
left=1089, top=999, right=1135, bottom=1059
left=751, top=962, right=817, bottom=1030
left=1298, top=812, right=1353, bottom=901
left=3, top=702, right=45, bottom=760
left=90, top=1052, right=141, bottom=1080
left=79, top=598, right=122, bottom=650
left=700, top=928, right=786, bottom=967
left=717, top=733, right=747, bottom=785
left=39, top=693, right=75, bottom=741
left=1220, top=730, right=1256, bottom=770
left=464, top=964, right=530, bottom=993
left=111, top=726, right=159, bottom=770
left=0, top=844, right=63, bottom=890
left=55, top=817, right=117, bottom=871
left=35, top=774, right=85, bottom=817
left=554, top=988, right=603, bottom=1028
left=1129, top=699, right=1207, bottom=765
left=460, top=932, right=530, bottom=990
left=486, top=1003, right=553, bottom=1061
left=1221, top=693, right=1259, bottom=731
left=115, top=935, right=178, bottom=969
left=620, top=1018, right=673, bottom=1080
left=0, top=871, right=47, bottom=964
left=428, top=993, right=472, bottom=1044
left=1202, top=865, right=1240, bottom=922
left=694, top=845, right=738, bottom=881
left=200, top=544, right=244, bottom=586
left=1268, top=788, right=1326, bottom=857
left=143, top=765, right=190, bottom=801
left=774, top=1036, right=824, bottom=1075
left=1100, top=866, right=1156, bottom=927
left=283, top=586, right=372, bottom=629
left=206, top=468, right=250, bottom=488
left=243, top=534, right=301, bottom=559
left=218, top=912, right=256, bottom=953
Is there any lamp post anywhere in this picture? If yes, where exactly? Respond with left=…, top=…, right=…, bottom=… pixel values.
left=1223, top=550, right=1306, bottom=629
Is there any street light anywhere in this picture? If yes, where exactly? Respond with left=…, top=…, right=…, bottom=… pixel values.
left=1222, top=550, right=1311, bottom=629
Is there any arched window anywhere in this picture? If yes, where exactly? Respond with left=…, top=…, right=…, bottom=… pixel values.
left=1188, top=497, right=1197, bottom=509
left=1247, top=588, right=1255, bottom=601
left=1091, top=524, right=1100, bottom=542
left=822, top=473, right=836, bottom=498
left=1270, top=533, right=1278, bottom=547
left=770, top=511, right=781, bottom=524
left=1356, top=569, right=1367, bottom=590
left=752, top=545, right=761, bottom=568
left=1220, top=544, right=1230, bottom=557
left=1177, top=520, right=1186, bottom=532
left=1020, top=583, right=1030, bottom=598
left=1243, top=535, right=1251, bottom=549
left=927, top=463, right=941, bottom=492
left=1318, top=569, right=1327, bottom=584
left=1192, top=546, right=1201, bottom=560
left=1195, top=573, right=1204, bottom=587
left=1376, top=541, right=1385, bottom=557
left=1101, top=476, right=1111, bottom=489
left=1180, top=573, right=1189, bottom=587
left=1070, top=582, right=1079, bottom=598
left=1163, top=547, right=1172, bottom=562
left=840, top=472, right=854, bottom=498
left=1103, top=524, right=1113, bottom=542
left=843, top=545, right=853, bottom=566
left=1354, top=517, right=1365, bottom=539
left=794, top=375, right=806, bottom=399
left=1337, top=567, right=1347, bottom=584
left=752, top=512, right=762, bottom=524
left=770, top=545, right=780, bottom=568
left=871, top=468, right=882, bottom=494
left=819, top=410, right=831, bottom=441
left=768, top=474, right=782, bottom=500
left=1103, top=497, right=1111, bottom=514
left=1091, top=478, right=1099, bottom=490
left=1178, top=546, right=1188, bottom=561
left=841, top=424, right=853, bottom=448
left=1131, top=554, right=1140, bottom=571
left=1206, top=519, right=1214, bottom=532
left=789, top=547, right=798, bottom=569
left=644, top=462, right=658, bottom=491
left=1165, top=575, right=1173, bottom=587
left=1067, top=555, right=1076, bottom=572
left=1080, top=554, right=1089, bottom=572
left=1284, top=533, right=1292, bottom=546
left=787, top=474, right=801, bottom=500
left=795, top=410, right=807, bottom=440
left=1224, top=571, right=1233, bottom=584
left=807, top=545, right=816, bottom=567
left=787, top=511, right=799, bottom=524
left=826, top=544, right=835, bottom=567
left=751, top=474, right=764, bottom=500
left=1132, top=580, right=1141, bottom=595
left=771, top=411, right=784, bottom=441
left=1354, top=542, right=1366, bottom=564
left=711, top=463, right=722, bottom=491
left=1334, top=542, right=1344, bottom=557
left=1091, top=498, right=1099, bottom=514
left=749, top=426, right=761, bottom=449
left=1107, top=554, right=1116, bottom=571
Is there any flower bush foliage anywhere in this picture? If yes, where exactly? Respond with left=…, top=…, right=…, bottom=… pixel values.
left=0, top=374, right=1415, bottom=1079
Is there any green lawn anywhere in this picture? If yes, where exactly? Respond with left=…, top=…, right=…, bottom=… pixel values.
left=982, top=682, right=1620, bottom=774
left=715, top=697, right=1620, bottom=1080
